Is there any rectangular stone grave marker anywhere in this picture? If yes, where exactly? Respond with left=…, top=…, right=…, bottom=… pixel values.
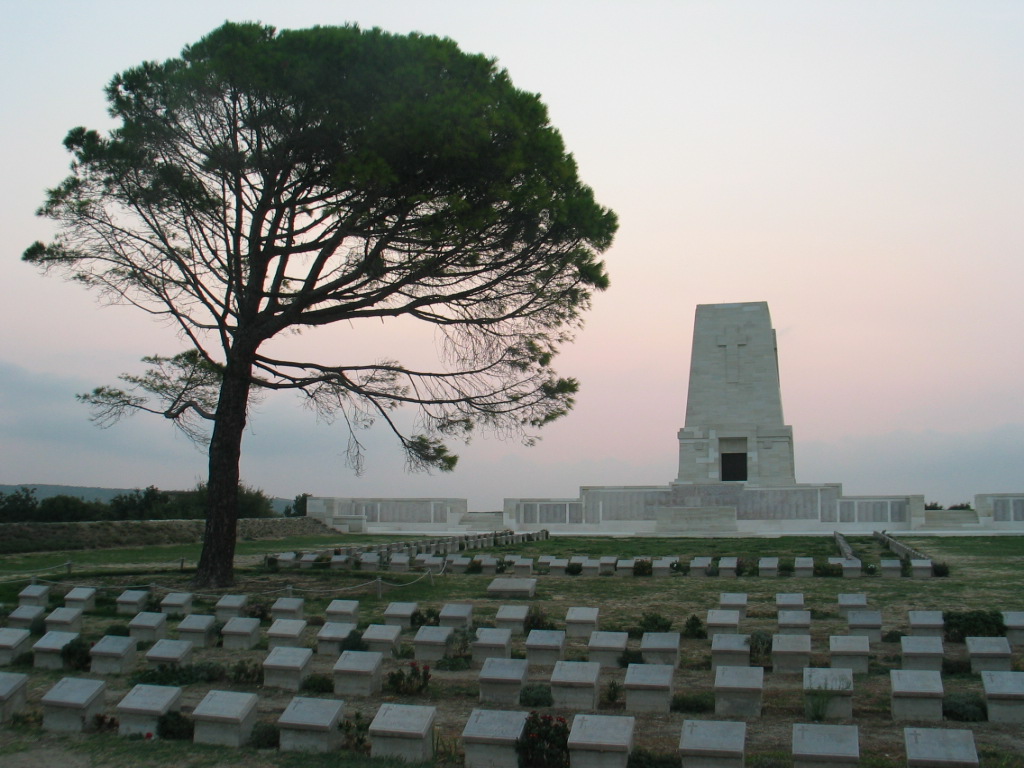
left=526, top=629, right=566, bottom=666
left=129, top=611, right=167, bottom=643
left=691, top=556, right=713, bottom=576
left=794, top=558, right=814, bottom=578
left=117, top=590, right=148, bottom=615
left=18, top=584, right=49, bottom=608
left=837, top=594, right=867, bottom=619
left=625, top=663, right=674, bottom=712
left=271, top=597, right=305, bottom=620
left=777, top=610, right=811, bottom=635
left=881, top=559, right=902, bottom=578
left=278, top=695, right=345, bottom=753
left=215, top=594, right=247, bottom=622
left=679, top=719, right=746, bottom=768
left=1003, top=611, right=1024, bottom=647
left=116, top=683, right=182, bottom=737
left=221, top=617, right=261, bottom=650
left=792, top=723, right=859, bottom=768
left=0, top=628, right=32, bottom=666
left=383, top=601, right=417, bottom=628
left=268, top=618, right=307, bottom=649
left=495, top=604, right=528, bottom=634
left=177, top=614, right=216, bottom=648
left=776, top=593, right=805, bottom=611
left=720, top=593, right=748, bottom=619
left=715, top=665, right=764, bottom=717
left=965, top=636, right=1012, bottom=672
left=193, top=689, right=258, bottom=747
left=981, top=670, right=1024, bottom=723
left=908, top=611, right=944, bottom=637
left=89, top=634, right=137, bottom=675
left=462, top=708, right=528, bottom=768
left=588, top=631, right=629, bottom=667
left=759, top=557, right=779, bottom=577
left=708, top=609, right=741, bottom=636
left=718, top=557, right=739, bottom=578
left=413, top=625, right=453, bottom=662
left=568, top=713, right=635, bottom=768
left=440, top=603, right=474, bottom=629
left=487, top=577, right=537, bottom=598
left=41, top=676, right=106, bottom=732
left=712, top=634, right=750, bottom=671
left=565, top=606, right=599, bottom=638
left=145, top=638, right=193, bottom=668
left=63, top=587, right=96, bottom=612
left=772, top=634, right=811, bottom=674
left=803, top=667, right=854, bottom=719
left=362, top=624, right=402, bottom=656
left=904, top=727, right=978, bottom=768
left=910, top=559, right=933, bottom=579
left=326, top=599, right=359, bottom=622
left=333, top=650, right=383, bottom=696
left=841, top=559, right=861, bottom=578
left=33, top=631, right=79, bottom=670
left=317, top=622, right=358, bottom=656
left=472, top=627, right=513, bottom=664
left=369, top=702, right=436, bottom=762
left=890, top=669, right=943, bottom=721
left=7, top=605, right=44, bottom=629
left=901, top=636, right=944, bottom=672
left=829, top=635, right=870, bottom=674
left=479, top=657, right=529, bottom=706
left=160, top=592, right=192, bottom=617
left=641, top=632, right=681, bottom=667
left=0, top=671, right=28, bottom=725
left=551, top=660, right=601, bottom=709
left=846, top=610, right=882, bottom=643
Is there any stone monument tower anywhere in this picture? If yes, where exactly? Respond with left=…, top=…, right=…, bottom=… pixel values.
left=674, top=301, right=796, bottom=486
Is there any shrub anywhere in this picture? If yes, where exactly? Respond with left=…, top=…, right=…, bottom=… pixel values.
left=628, top=749, right=683, bottom=768
left=813, top=563, right=843, bottom=578
left=410, top=607, right=440, bottom=628
left=301, top=673, right=334, bottom=694
left=245, top=600, right=271, bottom=622
left=340, top=629, right=368, bottom=653
left=525, top=606, right=556, bottom=633
left=881, top=629, right=905, bottom=643
left=604, top=680, right=622, bottom=705
left=932, top=562, right=951, bottom=577
left=565, top=562, right=583, bottom=576
left=158, top=711, right=194, bottom=740
left=131, top=662, right=225, bottom=686
left=435, top=655, right=472, bottom=671
left=943, top=610, right=1006, bottom=643
left=670, top=691, right=715, bottom=713
left=250, top=722, right=280, bottom=749
left=633, top=559, right=653, bottom=577
left=465, top=559, right=483, bottom=574
left=748, top=630, right=772, bottom=665
left=227, top=658, right=263, bottom=685
left=943, top=692, right=987, bottom=721
left=941, top=658, right=973, bottom=676
left=341, top=712, right=370, bottom=752
left=105, top=623, right=131, bottom=637
left=618, top=649, right=644, bottom=667
left=28, top=614, right=46, bottom=636
left=61, top=636, right=92, bottom=671
left=520, top=683, right=554, bottom=707
left=627, top=611, right=673, bottom=639
left=682, top=615, right=707, bottom=639
left=516, top=711, right=569, bottom=768
left=385, top=661, right=431, bottom=695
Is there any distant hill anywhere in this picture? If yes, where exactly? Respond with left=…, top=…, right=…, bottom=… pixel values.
left=0, top=483, right=291, bottom=514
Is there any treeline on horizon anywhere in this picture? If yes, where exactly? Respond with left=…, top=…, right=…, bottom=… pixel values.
left=0, top=485, right=308, bottom=524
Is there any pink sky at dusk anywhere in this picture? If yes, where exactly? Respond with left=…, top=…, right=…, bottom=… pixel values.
left=2, top=1, right=1022, bottom=509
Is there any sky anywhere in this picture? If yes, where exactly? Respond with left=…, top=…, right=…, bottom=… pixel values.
left=2, top=1, right=1022, bottom=509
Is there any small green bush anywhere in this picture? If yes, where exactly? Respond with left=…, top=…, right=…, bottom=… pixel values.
left=682, top=615, right=707, bottom=639
left=410, top=607, right=440, bottom=628
left=670, top=691, right=715, bottom=713
left=520, top=683, right=554, bottom=707
left=604, top=680, right=622, bottom=705
left=385, top=661, right=430, bottom=695
left=881, top=629, right=905, bottom=643
left=435, top=655, right=472, bottom=671
left=943, top=610, right=1006, bottom=643
left=748, top=630, right=772, bottom=665
left=60, top=636, right=92, bottom=671
left=157, top=711, right=194, bottom=740
left=618, top=649, right=644, bottom=667
left=627, top=611, right=673, bottom=639
left=250, top=722, right=280, bottom=749
left=516, top=711, right=569, bottom=768
left=525, top=606, right=556, bottom=633
left=340, top=629, right=368, bottom=653
left=943, top=692, right=987, bottom=721
left=105, top=624, right=131, bottom=637
left=633, top=559, right=653, bottom=577
left=813, top=563, right=843, bottom=578
left=628, top=749, right=683, bottom=768
left=300, top=673, right=334, bottom=694
left=228, top=659, right=263, bottom=685
left=941, top=658, right=973, bottom=676
left=465, top=559, right=483, bottom=574
left=566, top=562, right=583, bottom=576
left=932, top=562, right=950, bottom=577
left=341, top=712, right=370, bottom=752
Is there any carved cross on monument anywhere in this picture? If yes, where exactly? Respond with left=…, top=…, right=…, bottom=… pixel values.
left=716, top=326, right=748, bottom=383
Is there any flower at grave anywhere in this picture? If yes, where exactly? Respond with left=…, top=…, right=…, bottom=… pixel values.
left=145, top=732, right=153, bottom=740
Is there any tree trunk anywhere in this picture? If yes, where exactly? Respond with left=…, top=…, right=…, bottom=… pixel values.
left=193, top=348, right=254, bottom=588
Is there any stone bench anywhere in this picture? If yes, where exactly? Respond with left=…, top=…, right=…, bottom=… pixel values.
left=479, top=657, right=529, bottom=706
left=33, top=630, right=79, bottom=670
left=719, top=593, right=748, bottom=619
left=625, top=662, right=673, bottom=712
left=63, top=587, right=96, bottom=612
left=413, top=625, right=453, bottom=662
left=440, top=603, right=474, bottom=629
left=90, top=634, right=137, bottom=675
left=221, top=617, right=261, bottom=650
left=712, top=634, right=750, bottom=671
left=41, top=676, right=106, bottom=732
left=587, top=630, right=628, bottom=668
left=904, top=727, right=978, bottom=768
left=494, top=605, right=528, bottom=634
left=679, top=719, right=745, bottom=768
left=177, top=614, right=216, bottom=648
left=278, top=695, right=345, bottom=753
left=901, top=636, right=944, bottom=671
left=326, top=599, right=359, bottom=623
left=772, top=634, right=811, bottom=674
left=803, top=667, right=854, bottom=719
left=145, top=638, right=193, bottom=668
left=116, top=683, right=182, bottom=737
left=214, top=594, right=247, bottom=621
left=641, top=631, right=681, bottom=667
left=116, top=590, right=148, bottom=615
left=568, top=714, right=635, bottom=768
left=271, top=597, right=305, bottom=621
left=981, top=670, right=1024, bottom=723
left=551, top=660, right=601, bottom=709
left=128, top=611, right=167, bottom=643
left=0, top=628, right=32, bottom=666
left=317, top=622, right=358, bottom=656
left=362, top=624, right=402, bottom=656
left=193, top=689, right=258, bottom=747
left=369, top=702, right=436, bottom=762
left=268, top=618, right=307, bottom=649
left=264, top=646, right=313, bottom=691
left=792, top=723, right=859, bottom=768
left=715, top=665, right=764, bottom=717
left=472, top=627, right=513, bottom=664
left=160, top=592, right=192, bottom=617
left=829, top=635, right=870, bottom=674
left=333, top=650, right=383, bottom=696
left=966, top=636, right=1012, bottom=673
left=0, top=672, right=28, bottom=724
left=890, top=669, right=943, bottom=721
left=462, top=708, right=528, bottom=768
left=908, top=611, right=944, bottom=637
left=18, top=584, right=50, bottom=608
left=526, top=629, right=566, bottom=666
left=846, top=610, right=882, bottom=643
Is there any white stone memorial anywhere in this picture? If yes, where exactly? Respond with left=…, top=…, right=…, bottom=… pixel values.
left=679, top=719, right=746, bottom=768
left=90, top=634, right=137, bottom=675
left=588, top=631, right=629, bottom=667
left=567, top=713, right=635, bottom=768
left=965, top=636, right=1012, bottom=672
left=214, top=594, right=247, bottom=622
left=0, top=628, right=31, bottom=666
left=712, top=634, right=750, bottom=671
left=278, top=696, right=345, bottom=753
left=6, top=604, right=44, bottom=630
left=901, top=636, right=944, bottom=672
left=263, top=646, right=313, bottom=691
left=145, top=638, right=193, bottom=667
left=267, top=618, right=307, bottom=649
left=624, top=663, right=674, bottom=712
left=63, top=587, right=96, bottom=612
left=526, top=629, right=566, bottom=666
left=116, top=684, right=182, bottom=737
left=495, top=605, right=529, bottom=634
left=128, top=611, right=167, bottom=643
left=176, top=614, right=216, bottom=648
left=18, top=584, right=50, bottom=608
left=333, top=650, right=383, bottom=696
left=715, top=665, right=764, bottom=717
left=462, top=708, right=528, bottom=768
left=271, top=597, right=305, bottom=620
left=33, top=630, right=79, bottom=670
left=160, top=592, right=192, bottom=617
left=908, top=611, right=944, bottom=637
left=117, top=590, right=148, bottom=615
left=325, top=599, right=359, bottom=623
left=904, top=727, right=978, bottom=768
left=317, top=622, right=358, bottom=656
left=551, top=660, right=601, bottom=709
left=642, top=632, right=681, bottom=667
left=802, top=667, right=854, bottom=719
left=792, top=723, right=859, bottom=768
left=41, top=676, right=106, bottom=732
left=829, top=635, right=870, bottom=674
left=980, top=670, right=1024, bottom=723
left=193, top=689, right=259, bottom=747
left=890, top=669, right=943, bottom=721
left=720, top=593, right=748, bottom=619
left=472, top=627, right=513, bottom=664
left=369, top=702, right=436, bottom=762
left=413, top=625, right=453, bottom=661
left=362, top=623, right=402, bottom=656
left=772, top=634, right=811, bottom=674
left=221, top=616, right=261, bottom=650
left=383, top=601, right=417, bottom=628
left=0, top=671, right=28, bottom=725
left=478, top=657, right=529, bottom=706
left=439, top=602, right=474, bottom=629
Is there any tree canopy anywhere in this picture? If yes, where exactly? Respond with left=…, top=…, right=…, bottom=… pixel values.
left=24, top=22, right=617, bottom=586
